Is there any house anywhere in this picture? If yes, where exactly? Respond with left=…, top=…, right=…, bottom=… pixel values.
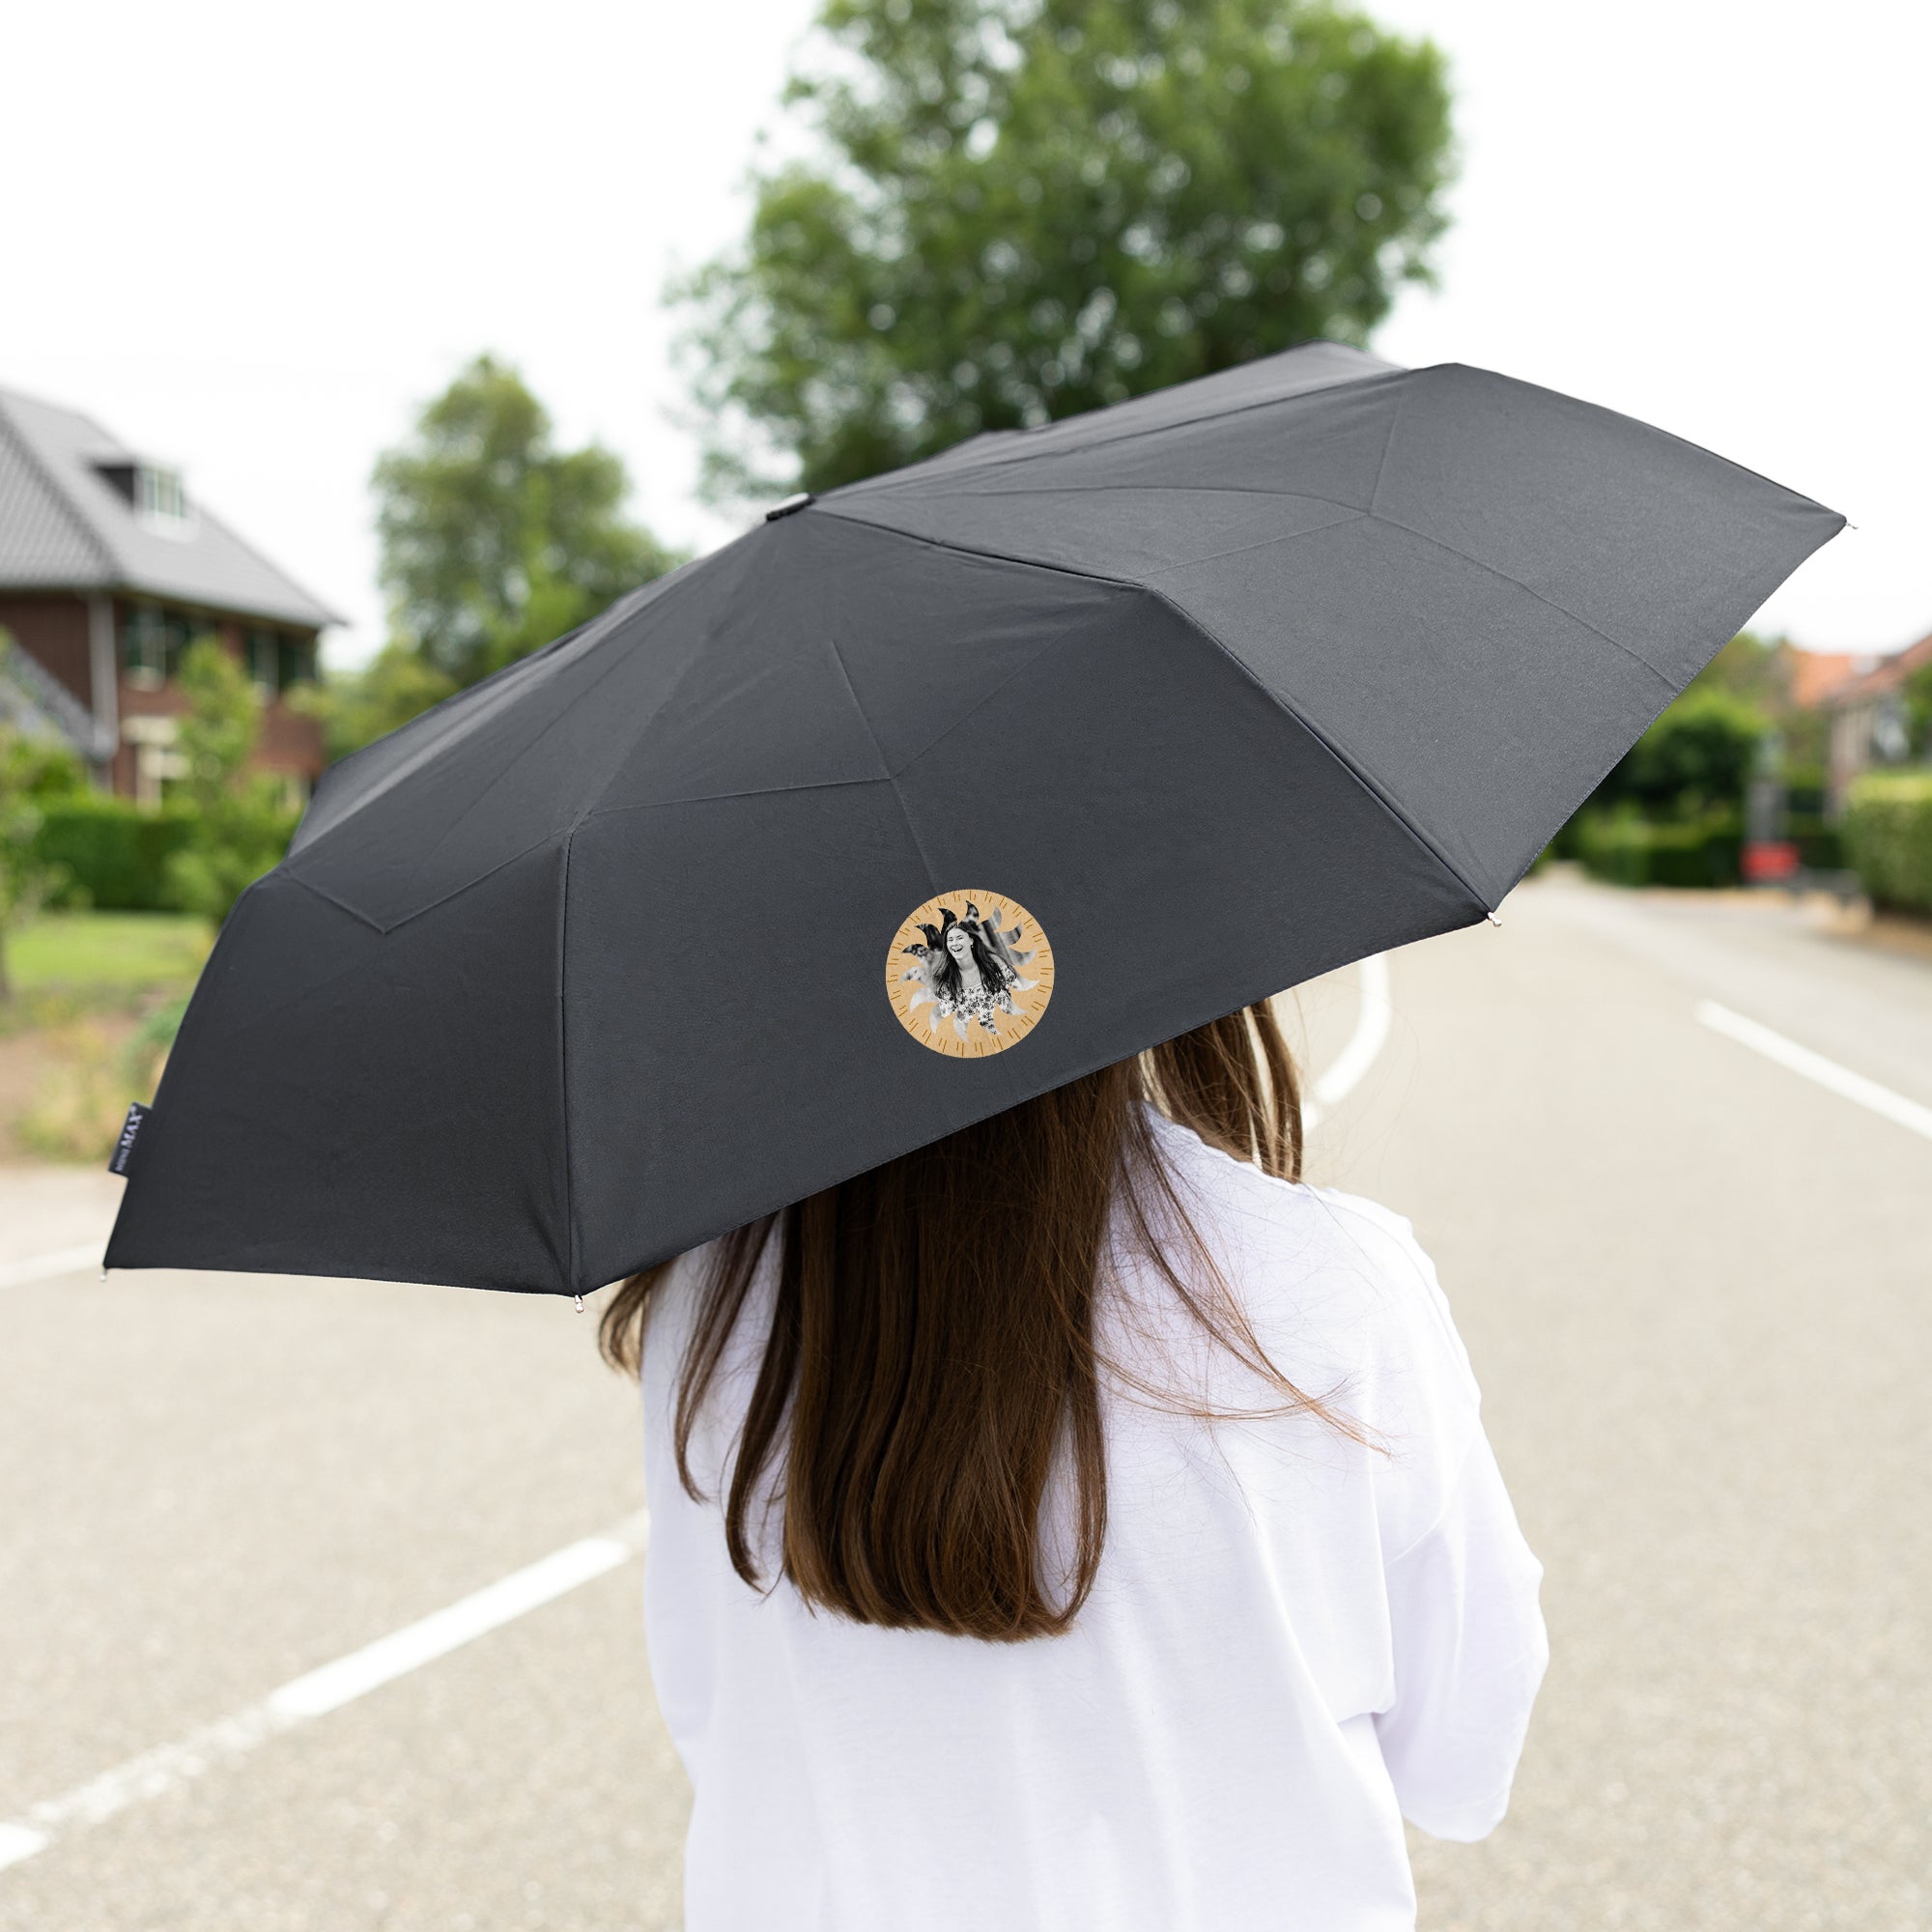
left=1824, top=628, right=1932, bottom=810
left=1782, top=644, right=1868, bottom=713
left=0, top=384, right=341, bottom=806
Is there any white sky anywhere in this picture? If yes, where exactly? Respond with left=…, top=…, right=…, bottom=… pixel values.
left=6, top=0, right=1925, bottom=669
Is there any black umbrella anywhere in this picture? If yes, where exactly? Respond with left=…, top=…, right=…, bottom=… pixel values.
left=106, top=344, right=1841, bottom=1294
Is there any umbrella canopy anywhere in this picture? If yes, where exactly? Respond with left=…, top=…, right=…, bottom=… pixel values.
left=106, top=344, right=1841, bottom=1294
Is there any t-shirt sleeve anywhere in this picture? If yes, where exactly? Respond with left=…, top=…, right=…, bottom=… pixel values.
left=1374, top=1422, right=1548, bottom=1840
left=1316, top=1195, right=1548, bottom=1841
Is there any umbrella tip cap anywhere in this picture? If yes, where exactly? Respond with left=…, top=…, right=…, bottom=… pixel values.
left=765, top=492, right=816, bottom=522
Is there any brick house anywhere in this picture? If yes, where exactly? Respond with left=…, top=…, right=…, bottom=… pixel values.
left=1824, top=629, right=1932, bottom=810
left=0, top=384, right=341, bottom=806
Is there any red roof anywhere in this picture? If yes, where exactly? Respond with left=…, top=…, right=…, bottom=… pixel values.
left=1823, top=629, right=1932, bottom=709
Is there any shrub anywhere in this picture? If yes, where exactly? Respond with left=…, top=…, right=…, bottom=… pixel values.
left=164, top=796, right=299, bottom=923
left=162, top=639, right=299, bottom=923
left=1593, top=688, right=1767, bottom=817
left=1573, top=807, right=1744, bottom=889
left=1841, top=772, right=1932, bottom=914
left=34, top=797, right=198, bottom=911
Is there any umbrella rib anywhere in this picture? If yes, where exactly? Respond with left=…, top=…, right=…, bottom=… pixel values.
left=827, top=358, right=1404, bottom=499
left=824, top=634, right=943, bottom=898
left=813, top=508, right=1493, bottom=918
left=1361, top=512, right=1676, bottom=690
left=1134, top=579, right=1492, bottom=916
left=852, top=483, right=1364, bottom=507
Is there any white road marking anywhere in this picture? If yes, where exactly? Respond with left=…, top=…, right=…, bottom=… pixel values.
left=1303, top=952, right=1392, bottom=1131
left=0, top=1519, right=645, bottom=1877
left=1696, top=1000, right=1932, bottom=1143
left=0, top=1243, right=102, bottom=1290
left=0, top=954, right=1400, bottom=1875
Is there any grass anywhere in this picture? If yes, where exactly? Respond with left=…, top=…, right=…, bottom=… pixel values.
left=7, top=911, right=213, bottom=997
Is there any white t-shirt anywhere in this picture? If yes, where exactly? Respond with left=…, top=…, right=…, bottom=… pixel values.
left=639, top=1103, right=1548, bottom=1931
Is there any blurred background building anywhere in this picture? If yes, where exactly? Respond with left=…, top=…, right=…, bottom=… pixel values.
left=0, top=386, right=336, bottom=807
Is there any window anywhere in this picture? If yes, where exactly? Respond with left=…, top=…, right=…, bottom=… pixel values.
left=275, top=637, right=315, bottom=691
left=137, top=467, right=189, bottom=524
left=120, top=607, right=206, bottom=687
left=245, top=629, right=279, bottom=696
left=122, top=607, right=170, bottom=687
left=97, top=461, right=193, bottom=530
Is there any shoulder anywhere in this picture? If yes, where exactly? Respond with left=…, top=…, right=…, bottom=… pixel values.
left=1140, top=1107, right=1480, bottom=1414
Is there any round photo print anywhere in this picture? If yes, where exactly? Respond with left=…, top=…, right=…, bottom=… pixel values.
left=886, top=891, right=1055, bottom=1058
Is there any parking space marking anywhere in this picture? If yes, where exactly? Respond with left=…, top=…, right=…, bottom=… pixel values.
left=0, top=1517, right=645, bottom=1876
left=1697, top=999, right=1932, bottom=1142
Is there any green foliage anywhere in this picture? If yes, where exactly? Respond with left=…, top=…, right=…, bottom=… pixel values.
left=1841, top=772, right=1932, bottom=914
left=1684, top=631, right=1786, bottom=711
left=373, top=355, right=686, bottom=689
left=681, top=0, right=1455, bottom=496
left=295, top=642, right=459, bottom=762
left=1902, top=661, right=1932, bottom=758
left=172, top=638, right=261, bottom=810
left=1591, top=688, right=1767, bottom=818
left=34, top=798, right=198, bottom=911
left=161, top=639, right=298, bottom=923
left=0, top=721, right=87, bottom=1001
left=1572, top=806, right=1744, bottom=890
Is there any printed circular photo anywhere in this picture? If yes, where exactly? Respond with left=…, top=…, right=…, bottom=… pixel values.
left=886, top=891, right=1055, bottom=1058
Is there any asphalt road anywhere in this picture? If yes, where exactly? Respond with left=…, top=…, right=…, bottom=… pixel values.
left=2, top=873, right=1926, bottom=1930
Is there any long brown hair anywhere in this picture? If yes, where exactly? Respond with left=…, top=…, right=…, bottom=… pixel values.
left=601, top=1000, right=1362, bottom=1642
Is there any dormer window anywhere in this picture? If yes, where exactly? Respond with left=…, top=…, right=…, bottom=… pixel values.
left=137, top=466, right=188, bottom=524
left=94, top=460, right=193, bottom=533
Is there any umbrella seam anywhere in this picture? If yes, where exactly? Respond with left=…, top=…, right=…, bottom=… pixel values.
left=1136, top=510, right=1367, bottom=576
left=584, top=777, right=885, bottom=814
left=366, top=615, right=680, bottom=896
left=1136, top=582, right=1492, bottom=914
left=1364, top=374, right=1690, bottom=689
left=838, top=503, right=1370, bottom=579
left=1366, top=380, right=1406, bottom=517
left=812, top=506, right=1492, bottom=915
left=842, top=483, right=1366, bottom=507
left=1356, top=511, right=1677, bottom=689
left=280, top=837, right=561, bottom=937
left=824, top=358, right=1406, bottom=499
left=297, top=543, right=727, bottom=858
left=824, top=634, right=943, bottom=897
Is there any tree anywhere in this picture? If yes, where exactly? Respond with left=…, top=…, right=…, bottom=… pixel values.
left=163, top=639, right=298, bottom=923
left=295, top=642, right=458, bottom=765
left=679, top=0, right=1454, bottom=497
left=1595, top=688, right=1767, bottom=819
left=1684, top=631, right=1786, bottom=713
left=0, top=722, right=83, bottom=1004
left=372, top=355, right=686, bottom=690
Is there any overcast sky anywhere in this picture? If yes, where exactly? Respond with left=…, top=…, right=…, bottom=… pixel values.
left=6, top=0, right=1925, bottom=668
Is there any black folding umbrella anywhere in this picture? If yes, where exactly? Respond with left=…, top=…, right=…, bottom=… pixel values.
left=106, top=344, right=1841, bottom=1294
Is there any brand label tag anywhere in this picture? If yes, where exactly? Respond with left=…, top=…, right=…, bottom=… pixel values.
left=107, top=1102, right=151, bottom=1177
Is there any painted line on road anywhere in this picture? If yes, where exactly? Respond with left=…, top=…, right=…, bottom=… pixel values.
left=0, top=1517, right=646, bottom=1877
left=1303, top=952, right=1392, bottom=1131
left=0, top=952, right=1394, bottom=1875
left=1696, top=1000, right=1932, bottom=1143
left=0, top=1243, right=102, bottom=1290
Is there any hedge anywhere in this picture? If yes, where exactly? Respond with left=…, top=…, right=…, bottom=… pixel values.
left=34, top=798, right=199, bottom=911
left=1572, top=809, right=1744, bottom=889
left=1841, top=771, right=1932, bottom=914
